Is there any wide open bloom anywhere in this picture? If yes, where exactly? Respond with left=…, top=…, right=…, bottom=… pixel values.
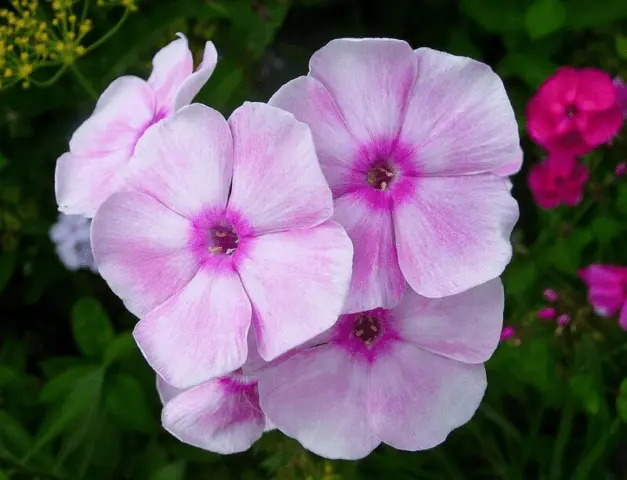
left=270, top=38, right=519, bottom=311
left=55, top=34, right=218, bottom=217
left=528, top=154, right=588, bottom=209
left=527, top=67, right=623, bottom=156
left=91, top=102, right=353, bottom=389
left=579, top=264, right=627, bottom=330
left=157, top=343, right=273, bottom=454
left=258, top=279, right=504, bottom=459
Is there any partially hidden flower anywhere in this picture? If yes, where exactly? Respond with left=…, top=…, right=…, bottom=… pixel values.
left=536, top=307, right=556, bottom=320
left=527, top=67, right=623, bottom=156
left=579, top=264, right=627, bottom=330
left=616, top=162, right=627, bottom=176
left=500, top=325, right=516, bottom=342
left=528, top=154, right=588, bottom=209
left=543, top=288, right=559, bottom=302
left=556, top=314, right=570, bottom=326
left=269, top=38, right=519, bottom=311
left=258, top=279, right=504, bottom=460
left=55, top=34, right=218, bottom=217
left=49, top=213, right=97, bottom=272
left=614, top=77, right=627, bottom=117
left=91, top=102, right=354, bottom=389
left=157, top=345, right=273, bottom=454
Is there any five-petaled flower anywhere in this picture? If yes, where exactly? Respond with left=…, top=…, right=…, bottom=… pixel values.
left=91, top=102, right=354, bottom=389
left=526, top=67, right=623, bottom=156
left=55, top=34, right=218, bottom=217
left=270, top=38, right=519, bottom=312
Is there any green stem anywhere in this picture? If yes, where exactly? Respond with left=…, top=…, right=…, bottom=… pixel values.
left=573, top=419, right=621, bottom=480
left=549, top=398, right=574, bottom=480
left=84, top=9, right=129, bottom=54
left=31, top=65, right=69, bottom=88
left=0, top=451, right=64, bottom=480
left=70, top=63, right=98, bottom=99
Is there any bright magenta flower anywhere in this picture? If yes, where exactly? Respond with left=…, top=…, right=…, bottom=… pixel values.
left=528, top=154, right=588, bottom=209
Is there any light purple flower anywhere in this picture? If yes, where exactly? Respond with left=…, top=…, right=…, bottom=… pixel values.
left=258, top=279, right=503, bottom=460
left=269, top=38, right=520, bottom=311
left=91, top=102, right=353, bottom=389
left=55, top=34, right=218, bottom=218
left=49, top=214, right=96, bottom=272
left=579, top=264, right=627, bottom=330
left=499, top=326, right=516, bottom=342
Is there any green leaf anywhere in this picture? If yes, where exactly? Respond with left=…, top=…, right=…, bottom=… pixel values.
left=39, top=356, right=83, bottom=378
left=103, top=332, right=137, bottom=367
left=0, top=253, right=16, bottom=294
left=498, top=52, right=558, bottom=89
left=39, top=365, right=97, bottom=403
left=0, top=410, right=34, bottom=456
left=0, top=366, right=20, bottom=388
left=616, top=184, right=627, bottom=216
left=105, top=373, right=155, bottom=434
left=589, top=216, right=623, bottom=244
left=617, top=397, right=627, bottom=423
left=150, top=460, right=187, bottom=480
left=71, top=297, right=115, bottom=358
left=525, top=0, right=566, bottom=39
left=566, top=0, right=627, bottom=29
left=569, top=374, right=601, bottom=415
left=616, top=35, right=627, bottom=60
left=460, top=0, right=527, bottom=34
left=620, top=378, right=627, bottom=396
left=0, top=152, right=8, bottom=171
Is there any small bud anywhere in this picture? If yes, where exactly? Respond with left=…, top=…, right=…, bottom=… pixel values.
left=557, top=314, right=570, bottom=326
left=616, top=162, right=627, bottom=176
left=537, top=307, right=556, bottom=320
left=500, top=326, right=516, bottom=342
left=543, top=288, right=558, bottom=302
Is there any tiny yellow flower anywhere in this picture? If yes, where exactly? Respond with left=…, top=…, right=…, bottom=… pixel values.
left=4, top=67, right=13, bottom=77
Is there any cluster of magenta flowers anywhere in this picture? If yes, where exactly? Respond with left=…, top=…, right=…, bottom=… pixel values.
left=526, top=68, right=627, bottom=209
left=54, top=35, right=522, bottom=458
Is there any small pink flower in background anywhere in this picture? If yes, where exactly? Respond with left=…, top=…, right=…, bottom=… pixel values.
left=579, top=264, right=627, bottom=330
left=55, top=34, right=218, bottom=218
left=543, top=288, right=559, bottom=302
left=258, top=280, right=504, bottom=460
left=556, top=314, right=571, bottom=326
left=615, top=162, right=627, bottom=176
left=91, top=102, right=353, bottom=389
left=527, top=67, right=623, bottom=156
left=49, top=214, right=97, bottom=273
left=614, top=77, right=627, bottom=117
left=536, top=307, right=556, bottom=320
left=500, top=326, right=516, bottom=342
left=528, top=154, right=589, bottom=209
left=270, top=38, right=519, bottom=311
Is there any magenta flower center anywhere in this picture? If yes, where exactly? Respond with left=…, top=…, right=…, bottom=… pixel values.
left=367, top=161, right=395, bottom=191
left=353, top=314, right=381, bottom=346
left=565, top=104, right=577, bottom=119
left=208, top=224, right=239, bottom=255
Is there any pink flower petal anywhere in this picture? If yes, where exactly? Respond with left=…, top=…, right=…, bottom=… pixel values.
left=309, top=38, right=416, bottom=143
left=619, top=301, right=627, bottom=331
left=157, top=375, right=184, bottom=405
left=126, top=104, right=233, bottom=218
left=57, top=76, right=155, bottom=217
left=399, top=48, right=520, bottom=176
left=578, top=108, right=624, bottom=147
left=576, top=68, right=618, bottom=111
left=258, top=346, right=380, bottom=460
left=392, top=279, right=504, bottom=364
left=174, top=40, right=218, bottom=112
left=134, top=266, right=251, bottom=389
left=91, top=191, right=198, bottom=317
left=269, top=76, right=361, bottom=191
left=333, top=191, right=405, bottom=312
left=162, top=377, right=265, bottom=454
left=394, top=175, right=518, bottom=298
left=227, top=102, right=333, bottom=234
left=367, top=341, right=486, bottom=451
left=148, top=34, right=194, bottom=116
left=236, top=221, right=353, bottom=361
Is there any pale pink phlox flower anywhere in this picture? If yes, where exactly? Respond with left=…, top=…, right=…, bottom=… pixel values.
left=55, top=34, right=218, bottom=217
left=49, top=213, right=97, bottom=272
left=528, top=154, right=588, bottom=209
left=258, top=279, right=504, bottom=460
left=270, top=38, right=519, bottom=312
left=579, top=264, right=627, bottom=330
left=91, top=102, right=353, bottom=389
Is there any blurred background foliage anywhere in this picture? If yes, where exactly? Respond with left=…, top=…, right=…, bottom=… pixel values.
left=1, top=0, right=627, bottom=478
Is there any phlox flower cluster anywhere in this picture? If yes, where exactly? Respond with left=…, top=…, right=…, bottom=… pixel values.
left=526, top=67, right=626, bottom=209
left=54, top=36, right=521, bottom=459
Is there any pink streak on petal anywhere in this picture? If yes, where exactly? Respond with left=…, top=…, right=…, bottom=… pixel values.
left=126, top=104, right=233, bottom=219
left=392, top=279, right=504, bottom=364
left=393, top=174, right=518, bottom=298
left=399, top=48, right=520, bottom=176
left=227, top=102, right=333, bottom=234
left=91, top=191, right=198, bottom=317
left=309, top=38, right=417, bottom=144
left=236, top=221, right=353, bottom=361
left=367, top=341, right=486, bottom=451
left=134, top=265, right=251, bottom=389
left=162, top=375, right=264, bottom=454
left=257, top=345, right=380, bottom=460
left=333, top=191, right=405, bottom=313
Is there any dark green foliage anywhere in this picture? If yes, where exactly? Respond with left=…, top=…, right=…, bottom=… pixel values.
left=1, top=0, right=627, bottom=479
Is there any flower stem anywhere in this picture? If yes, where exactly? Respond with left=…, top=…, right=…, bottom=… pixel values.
left=84, top=9, right=129, bottom=54
left=31, top=65, right=69, bottom=88
left=70, top=63, right=98, bottom=99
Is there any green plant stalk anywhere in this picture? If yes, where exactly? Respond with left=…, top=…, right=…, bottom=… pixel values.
left=549, top=398, right=574, bottom=480
left=70, top=63, right=98, bottom=99
left=84, top=9, right=130, bottom=54
left=573, top=419, right=621, bottom=480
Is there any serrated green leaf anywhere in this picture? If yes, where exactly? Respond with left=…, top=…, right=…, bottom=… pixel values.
left=525, top=0, right=566, bottom=39
left=103, top=332, right=137, bottom=367
left=39, top=365, right=97, bottom=403
left=105, top=373, right=155, bottom=434
left=150, top=460, right=187, bottom=480
left=71, top=298, right=115, bottom=358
